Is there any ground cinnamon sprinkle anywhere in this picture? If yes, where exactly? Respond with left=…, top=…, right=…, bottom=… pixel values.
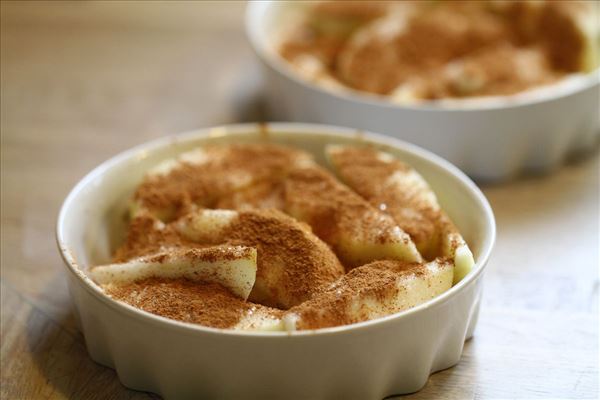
left=537, top=1, right=586, bottom=72
left=288, top=260, right=426, bottom=329
left=312, top=1, right=388, bottom=22
left=283, top=165, right=409, bottom=266
left=113, top=214, right=196, bottom=263
left=216, top=179, right=285, bottom=211
left=279, top=0, right=590, bottom=99
left=329, top=147, right=453, bottom=259
left=279, top=1, right=386, bottom=69
left=99, top=143, right=463, bottom=330
left=193, top=245, right=254, bottom=262
left=105, top=278, right=252, bottom=329
left=220, top=209, right=344, bottom=309
left=144, top=245, right=255, bottom=264
left=134, top=144, right=313, bottom=220
left=113, top=215, right=183, bottom=263
left=338, top=1, right=509, bottom=95
left=118, top=208, right=344, bottom=310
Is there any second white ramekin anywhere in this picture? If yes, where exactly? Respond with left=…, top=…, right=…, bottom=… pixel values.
left=246, top=1, right=600, bottom=181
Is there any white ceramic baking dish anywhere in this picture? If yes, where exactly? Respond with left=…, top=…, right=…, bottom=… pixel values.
left=246, top=1, right=600, bottom=181
left=57, top=123, right=495, bottom=399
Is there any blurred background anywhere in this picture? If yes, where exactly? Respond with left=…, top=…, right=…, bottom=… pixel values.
left=1, top=2, right=598, bottom=399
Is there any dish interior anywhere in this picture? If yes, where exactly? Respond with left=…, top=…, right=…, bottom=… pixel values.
left=58, top=125, right=494, bottom=330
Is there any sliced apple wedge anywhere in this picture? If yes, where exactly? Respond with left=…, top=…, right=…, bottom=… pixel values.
left=283, top=258, right=453, bottom=330
left=176, top=208, right=345, bottom=309
left=442, top=223, right=475, bottom=284
left=283, top=165, right=422, bottom=269
left=104, top=277, right=285, bottom=330
left=131, top=144, right=315, bottom=221
left=326, top=145, right=474, bottom=283
left=90, top=245, right=257, bottom=300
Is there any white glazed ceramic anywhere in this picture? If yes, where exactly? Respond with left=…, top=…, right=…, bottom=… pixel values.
left=246, top=1, right=600, bottom=181
left=57, top=123, right=495, bottom=400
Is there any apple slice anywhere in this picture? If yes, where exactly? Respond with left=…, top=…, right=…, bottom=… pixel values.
left=176, top=209, right=345, bottom=309
left=283, top=165, right=422, bottom=269
left=326, top=145, right=474, bottom=283
left=90, top=245, right=257, bottom=300
left=104, top=277, right=285, bottom=330
left=283, top=258, right=453, bottom=330
left=440, top=217, right=475, bottom=284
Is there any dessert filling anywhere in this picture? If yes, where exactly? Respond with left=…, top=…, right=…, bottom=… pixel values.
left=90, top=143, right=474, bottom=331
left=278, top=1, right=598, bottom=103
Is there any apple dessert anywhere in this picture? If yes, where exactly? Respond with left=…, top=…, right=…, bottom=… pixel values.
left=90, top=143, right=474, bottom=331
left=278, top=1, right=599, bottom=103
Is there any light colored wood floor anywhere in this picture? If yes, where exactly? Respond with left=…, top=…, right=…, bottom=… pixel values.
left=1, top=2, right=598, bottom=399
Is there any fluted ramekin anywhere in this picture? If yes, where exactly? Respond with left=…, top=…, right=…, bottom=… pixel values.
left=57, top=123, right=495, bottom=399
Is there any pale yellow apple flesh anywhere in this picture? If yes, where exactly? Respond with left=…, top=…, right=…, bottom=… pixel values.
left=90, top=246, right=257, bottom=300
left=283, top=165, right=422, bottom=269
left=283, top=258, right=454, bottom=330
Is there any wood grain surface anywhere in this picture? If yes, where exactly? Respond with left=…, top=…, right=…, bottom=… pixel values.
left=1, top=2, right=598, bottom=399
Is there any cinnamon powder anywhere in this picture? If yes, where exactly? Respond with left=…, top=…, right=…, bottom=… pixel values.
left=134, top=144, right=312, bottom=220
left=113, top=214, right=195, bottom=263
left=280, top=1, right=589, bottom=99
left=205, top=209, right=344, bottom=309
left=101, top=143, right=457, bottom=330
left=283, top=165, right=411, bottom=265
left=116, top=208, right=345, bottom=310
left=105, top=278, right=253, bottom=329
left=288, top=260, right=427, bottom=329
left=328, top=147, right=437, bottom=251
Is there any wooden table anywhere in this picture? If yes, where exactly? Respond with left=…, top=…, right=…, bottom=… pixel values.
left=1, top=2, right=598, bottom=399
